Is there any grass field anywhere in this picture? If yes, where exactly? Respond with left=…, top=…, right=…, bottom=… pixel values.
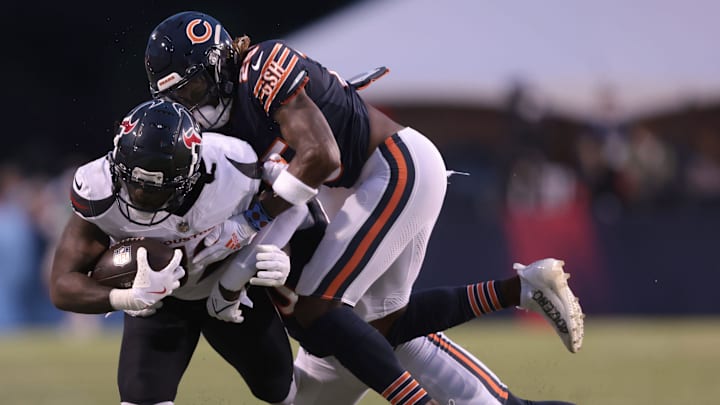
left=1, top=316, right=718, bottom=405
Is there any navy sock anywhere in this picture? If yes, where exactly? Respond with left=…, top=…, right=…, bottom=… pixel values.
left=385, top=281, right=509, bottom=346
left=298, top=306, right=431, bottom=404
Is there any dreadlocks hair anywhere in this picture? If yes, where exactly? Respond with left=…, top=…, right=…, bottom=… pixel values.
left=233, top=35, right=252, bottom=56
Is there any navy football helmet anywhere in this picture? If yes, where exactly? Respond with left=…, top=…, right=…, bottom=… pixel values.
left=109, top=99, right=203, bottom=225
left=145, top=11, right=237, bottom=129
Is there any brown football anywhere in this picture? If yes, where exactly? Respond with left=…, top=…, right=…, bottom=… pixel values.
left=89, top=237, right=177, bottom=288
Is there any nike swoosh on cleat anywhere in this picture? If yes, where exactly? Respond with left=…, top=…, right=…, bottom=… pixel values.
left=149, top=288, right=167, bottom=295
left=251, top=51, right=264, bottom=71
left=74, top=178, right=83, bottom=189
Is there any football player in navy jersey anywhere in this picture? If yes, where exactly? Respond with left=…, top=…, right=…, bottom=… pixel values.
left=145, top=11, right=583, bottom=405
left=49, top=99, right=304, bottom=405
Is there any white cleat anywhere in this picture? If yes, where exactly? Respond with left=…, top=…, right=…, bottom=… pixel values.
left=514, top=258, right=584, bottom=353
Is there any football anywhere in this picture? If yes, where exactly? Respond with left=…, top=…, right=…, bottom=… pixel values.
left=89, top=237, right=176, bottom=289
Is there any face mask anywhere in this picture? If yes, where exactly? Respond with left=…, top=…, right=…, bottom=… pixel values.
left=193, top=97, right=233, bottom=129
left=116, top=185, right=171, bottom=226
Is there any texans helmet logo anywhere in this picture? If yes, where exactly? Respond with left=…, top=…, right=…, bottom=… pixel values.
left=182, top=127, right=202, bottom=149
left=119, top=118, right=138, bottom=135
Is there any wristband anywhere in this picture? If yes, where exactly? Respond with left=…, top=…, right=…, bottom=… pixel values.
left=243, top=200, right=275, bottom=231
left=272, top=170, right=318, bottom=206
left=109, top=288, right=144, bottom=311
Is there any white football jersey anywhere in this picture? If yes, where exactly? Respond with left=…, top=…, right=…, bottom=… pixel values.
left=70, top=132, right=261, bottom=300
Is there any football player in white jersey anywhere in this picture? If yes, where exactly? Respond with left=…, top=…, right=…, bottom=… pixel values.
left=49, top=99, right=302, bottom=405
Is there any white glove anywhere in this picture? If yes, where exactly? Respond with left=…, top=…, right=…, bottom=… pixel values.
left=262, top=153, right=288, bottom=185
left=206, top=283, right=254, bottom=323
left=249, top=244, right=290, bottom=287
left=109, top=248, right=184, bottom=311
left=192, top=215, right=257, bottom=269
left=124, top=300, right=163, bottom=317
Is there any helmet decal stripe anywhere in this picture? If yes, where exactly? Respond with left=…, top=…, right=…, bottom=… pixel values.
left=186, top=19, right=212, bottom=44
left=214, top=24, right=222, bottom=44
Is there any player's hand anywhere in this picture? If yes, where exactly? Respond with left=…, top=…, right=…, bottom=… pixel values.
left=206, top=283, right=253, bottom=323
left=249, top=244, right=290, bottom=287
left=262, top=153, right=288, bottom=185
left=109, top=248, right=184, bottom=311
left=192, top=216, right=257, bottom=269
left=132, top=247, right=184, bottom=307
left=124, top=300, right=163, bottom=317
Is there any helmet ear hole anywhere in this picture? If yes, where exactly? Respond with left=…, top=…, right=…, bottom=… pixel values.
left=207, top=49, right=220, bottom=66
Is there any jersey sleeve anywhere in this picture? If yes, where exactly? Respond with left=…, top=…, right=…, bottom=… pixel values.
left=201, top=133, right=262, bottom=214
left=70, top=157, right=115, bottom=218
left=243, top=41, right=310, bottom=116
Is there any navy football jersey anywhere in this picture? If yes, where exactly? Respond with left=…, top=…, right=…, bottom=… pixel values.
left=224, top=40, right=370, bottom=188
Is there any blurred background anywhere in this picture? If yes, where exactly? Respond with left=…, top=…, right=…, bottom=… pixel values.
left=2, top=0, right=719, bottom=332
left=2, top=1, right=719, bottom=404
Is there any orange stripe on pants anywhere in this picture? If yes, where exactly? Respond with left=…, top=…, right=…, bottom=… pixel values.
left=322, top=138, right=408, bottom=298
left=428, top=334, right=508, bottom=400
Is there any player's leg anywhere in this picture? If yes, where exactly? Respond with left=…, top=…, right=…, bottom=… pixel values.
left=352, top=275, right=510, bottom=405
left=118, top=297, right=203, bottom=404
left=379, top=259, right=584, bottom=353
left=293, top=332, right=575, bottom=405
left=399, top=333, right=576, bottom=405
left=201, top=285, right=295, bottom=405
left=293, top=347, right=370, bottom=405
left=291, top=128, right=448, bottom=403
left=293, top=187, right=583, bottom=354
left=293, top=332, right=507, bottom=405
left=396, top=332, right=510, bottom=404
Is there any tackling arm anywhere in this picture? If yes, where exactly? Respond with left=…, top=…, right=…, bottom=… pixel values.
left=215, top=204, right=309, bottom=294
left=258, top=88, right=340, bottom=217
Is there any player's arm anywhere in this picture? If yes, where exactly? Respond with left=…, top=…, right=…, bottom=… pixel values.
left=49, top=214, right=114, bottom=313
left=275, top=88, right=341, bottom=187
left=50, top=214, right=184, bottom=314
left=258, top=88, right=340, bottom=217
